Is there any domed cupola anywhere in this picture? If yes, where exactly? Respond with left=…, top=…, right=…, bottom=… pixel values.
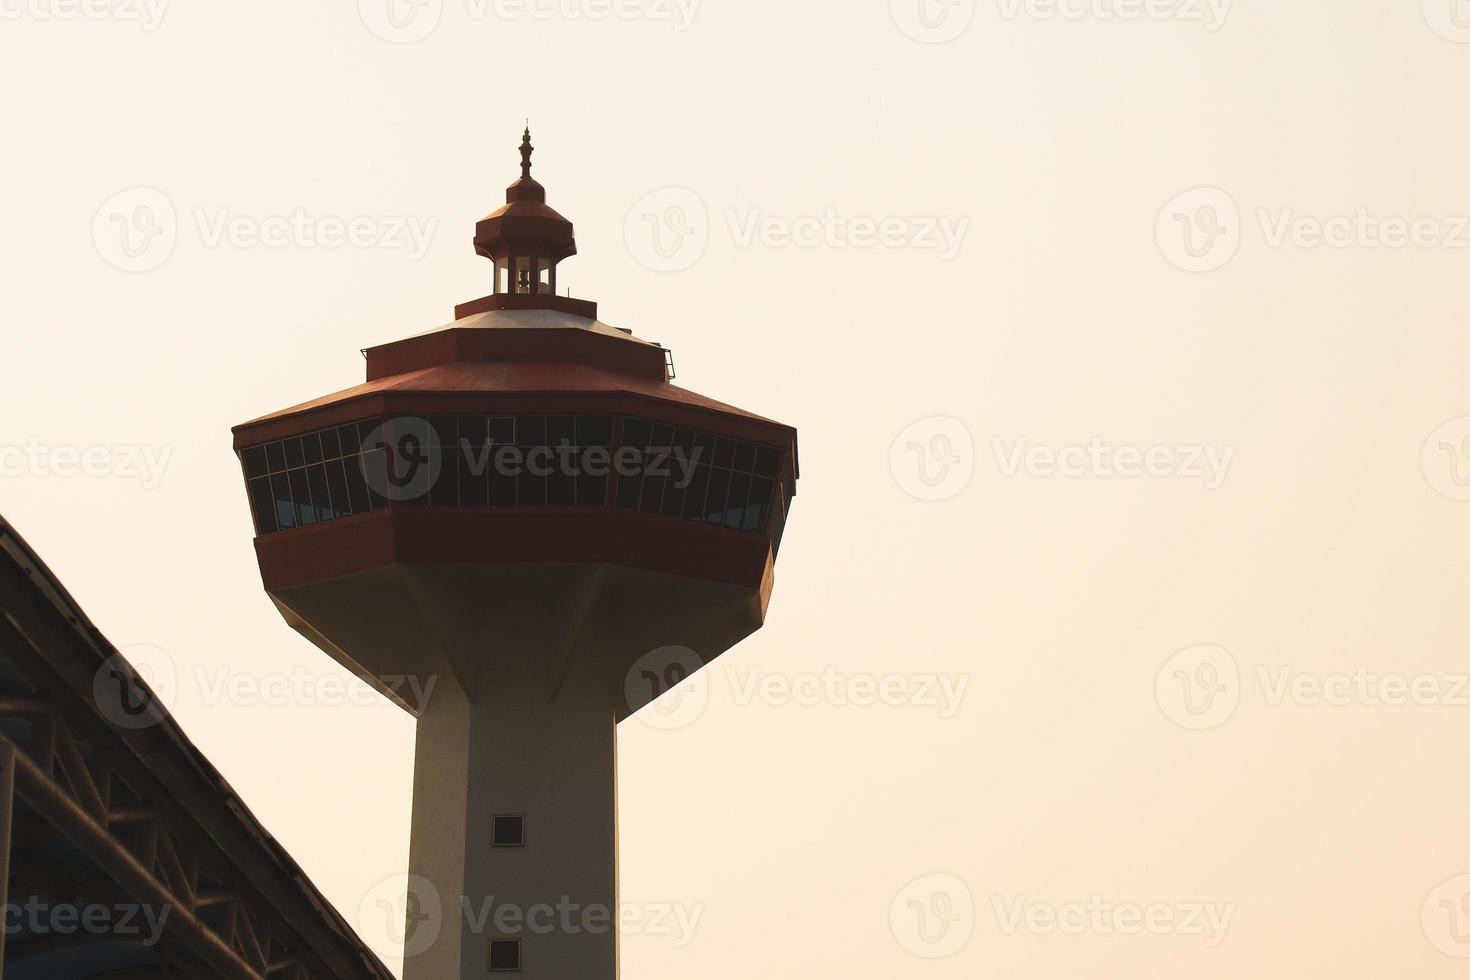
left=471, top=127, right=579, bottom=302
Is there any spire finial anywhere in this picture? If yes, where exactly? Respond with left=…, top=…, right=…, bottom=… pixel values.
left=520, top=125, right=533, bottom=179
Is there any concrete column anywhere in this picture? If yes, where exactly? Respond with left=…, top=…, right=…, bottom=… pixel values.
left=403, top=680, right=618, bottom=980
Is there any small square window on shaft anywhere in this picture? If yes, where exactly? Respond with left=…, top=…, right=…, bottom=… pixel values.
left=489, top=939, right=521, bottom=972
left=492, top=815, right=525, bottom=847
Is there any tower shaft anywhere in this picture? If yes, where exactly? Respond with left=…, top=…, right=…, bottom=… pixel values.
left=406, top=682, right=618, bottom=980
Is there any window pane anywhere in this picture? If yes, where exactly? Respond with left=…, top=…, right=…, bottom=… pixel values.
left=249, top=477, right=277, bottom=535
left=362, top=449, right=390, bottom=509
left=271, top=474, right=296, bottom=529
left=302, top=432, right=323, bottom=465
left=489, top=469, right=516, bottom=506
left=732, top=442, right=755, bottom=473
left=284, top=437, right=305, bottom=470
left=615, top=452, right=643, bottom=509
left=703, top=468, right=730, bottom=524
left=725, top=473, right=750, bottom=529
left=339, top=424, right=363, bottom=455
left=517, top=415, right=545, bottom=446
left=243, top=445, right=269, bottom=478
left=489, top=417, right=515, bottom=445
left=307, top=465, right=332, bottom=522
left=514, top=470, right=543, bottom=511
left=548, top=415, right=575, bottom=447
left=681, top=464, right=710, bottom=523
left=660, top=474, right=686, bottom=518
left=712, top=438, right=735, bottom=469
left=289, top=469, right=315, bottom=525
left=577, top=473, right=607, bottom=506
left=430, top=415, right=457, bottom=448
left=623, top=418, right=651, bottom=448
left=549, top=470, right=576, bottom=506
left=265, top=441, right=287, bottom=474
left=577, top=415, right=612, bottom=446
left=460, top=450, right=489, bottom=506
left=692, top=433, right=715, bottom=468
left=320, top=427, right=342, bottom=460
left=639, top=470, right=666, bottom=514
left=746, top=478, right=774, bottom=531
left=460, top=414, right=488, bottom=449
left=429, top=449, right=460, bottom=507
left=343, top=456, right=371, bottom=513
left=325, top=459, right=351, bottom=517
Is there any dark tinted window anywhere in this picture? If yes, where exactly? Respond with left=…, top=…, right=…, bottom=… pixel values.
left=240, top=413, right=769, bottom=537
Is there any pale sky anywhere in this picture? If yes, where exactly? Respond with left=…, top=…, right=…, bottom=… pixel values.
left=5, top=0, right=1470, bottom=976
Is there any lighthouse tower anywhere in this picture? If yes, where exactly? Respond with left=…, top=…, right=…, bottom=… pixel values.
left=231, top=131, right=798, bottom=980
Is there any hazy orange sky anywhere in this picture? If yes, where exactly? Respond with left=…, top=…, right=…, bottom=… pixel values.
left=5, top=1, right=1470, bottom=976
